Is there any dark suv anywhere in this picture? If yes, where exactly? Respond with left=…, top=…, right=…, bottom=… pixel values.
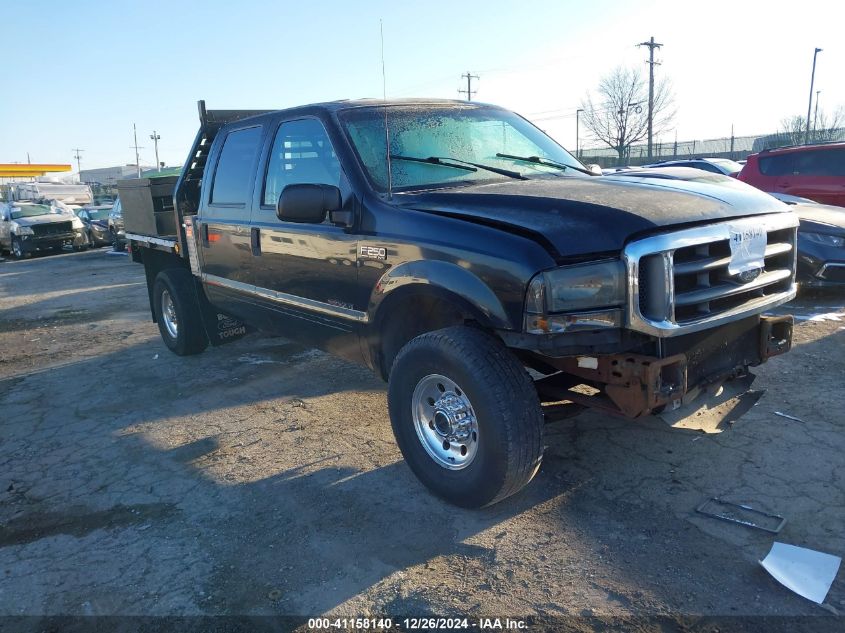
left=738, top=142, right=845, bottom=207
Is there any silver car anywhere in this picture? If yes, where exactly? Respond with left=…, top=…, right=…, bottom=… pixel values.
left=0, top=201, right=84, bottom=259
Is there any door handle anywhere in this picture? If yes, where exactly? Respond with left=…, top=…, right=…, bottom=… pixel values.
left=251, top=227, right=261, bottom=256
left=201, top=223, right=209, bottom=247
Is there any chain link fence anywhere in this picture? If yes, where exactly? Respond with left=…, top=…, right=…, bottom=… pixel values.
left=579, top=128, right=845, bottom=168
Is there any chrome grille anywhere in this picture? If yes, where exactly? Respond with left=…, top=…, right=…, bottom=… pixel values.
left=625, top=213, right=798, bottom=337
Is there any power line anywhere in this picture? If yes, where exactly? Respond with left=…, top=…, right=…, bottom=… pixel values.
left=458, top=71, right=479, bottom=101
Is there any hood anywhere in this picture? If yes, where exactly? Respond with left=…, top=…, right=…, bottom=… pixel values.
left=792, top=202, right=845, bottom=232
left=13, top=213, right=75, bottom=227
left=394, top=168, right=789, bottom=259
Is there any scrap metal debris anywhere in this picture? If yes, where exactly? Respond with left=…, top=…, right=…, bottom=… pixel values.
left=696, top=498, right=786, bottom=534
left=774, top=411, right=805, bottom=423
left=760, top=542, right=841, bottom=604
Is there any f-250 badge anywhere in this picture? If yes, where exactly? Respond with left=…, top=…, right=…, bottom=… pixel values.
left=359, top=245, right=387, bottom=260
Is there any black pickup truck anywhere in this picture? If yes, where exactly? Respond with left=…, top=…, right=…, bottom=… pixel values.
left=125, top=99, right=797, bottom=508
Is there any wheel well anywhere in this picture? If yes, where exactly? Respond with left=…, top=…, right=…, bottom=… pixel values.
left=138, top=248, right=190, bottom=322
left=375, top=291, right=483, bottom=380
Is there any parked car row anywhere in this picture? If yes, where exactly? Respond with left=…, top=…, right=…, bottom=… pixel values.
left=0, top=196, right=126, bottom=259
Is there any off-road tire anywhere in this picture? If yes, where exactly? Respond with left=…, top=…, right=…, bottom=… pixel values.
left=388, top=326, right=544, bottom=508
left=152, top=268, right=208, bottom=356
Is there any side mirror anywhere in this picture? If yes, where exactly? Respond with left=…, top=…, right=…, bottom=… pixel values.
left=277, top=184, right=341, bottom=224
left=586, top=164, right=603, bottom=176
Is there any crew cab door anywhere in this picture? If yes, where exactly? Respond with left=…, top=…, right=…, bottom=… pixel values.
left=197, top=123, right=265, bottom=321
left=248, top=116, right=362, bottom=361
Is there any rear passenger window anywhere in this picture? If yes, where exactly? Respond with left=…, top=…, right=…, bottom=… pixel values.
left=211, top=126, right=262, bottom=205
left=758, top=154, right=793, bottom=176
left=263, top=119, right=341, bottom=206
left=795, top=148, right=845, bottom=176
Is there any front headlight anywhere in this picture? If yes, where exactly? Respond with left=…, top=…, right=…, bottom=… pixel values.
left=71, top=216, right=84, bottom=229
left=525, top=260, right=626, bottom=334
left=802, top=231, right=844, bottom=248
left=12, top=223, right=34, bottom=236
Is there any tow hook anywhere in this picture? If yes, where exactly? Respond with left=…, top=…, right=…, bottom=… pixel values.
left=760, top=315, right=793, bottom=359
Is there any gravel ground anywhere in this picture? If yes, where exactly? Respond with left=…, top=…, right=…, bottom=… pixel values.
left=1, top=248, right=844, bottom=627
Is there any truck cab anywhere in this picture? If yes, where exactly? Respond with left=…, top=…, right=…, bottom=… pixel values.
left=126, top=99, right=797, bottom=508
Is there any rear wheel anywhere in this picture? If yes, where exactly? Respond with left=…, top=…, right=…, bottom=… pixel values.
left=152, top=269, right=208, bottom=356
left=388, top=326, right=544, bottom=508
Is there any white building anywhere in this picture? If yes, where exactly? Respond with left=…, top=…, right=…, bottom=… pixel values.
left=79, top=165, right=154, bottom=186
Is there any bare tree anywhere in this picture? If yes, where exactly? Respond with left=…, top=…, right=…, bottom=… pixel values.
left=780, top=107, right=845, bottom=146
left=815, top=106, right=845, bottom=142
left=779, top=115, right=806, bottom=146
left=580, top=66, right=674, bottom=161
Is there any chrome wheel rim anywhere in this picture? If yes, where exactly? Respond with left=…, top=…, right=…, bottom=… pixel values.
left=12, top=240, right=21, bottom=257
left=161, top=290, right=178, bottom=339
left=411, top=374, right=479, bottom=470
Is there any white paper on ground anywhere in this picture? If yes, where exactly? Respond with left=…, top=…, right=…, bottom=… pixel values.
left=760, top=542, right=841, bottom=604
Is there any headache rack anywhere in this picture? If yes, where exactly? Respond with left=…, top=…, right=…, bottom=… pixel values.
left=169, top=100, right=272, bottom=254
left=625, top=213, right=798, bottom=337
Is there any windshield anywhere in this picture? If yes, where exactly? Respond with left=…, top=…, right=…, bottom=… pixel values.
left=86, top=209, right=111, bottom=220
left=340, top=104, right=586, bottom=192
left=10, top=204, right=53, bottom=219
left=709, top=158, right=743, bottom=175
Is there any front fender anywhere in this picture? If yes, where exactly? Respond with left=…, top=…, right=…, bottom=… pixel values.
left=368, top=259, right=514, bottom=330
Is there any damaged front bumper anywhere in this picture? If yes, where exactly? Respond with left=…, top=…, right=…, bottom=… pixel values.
left=532, top=314, right=793, bottom=420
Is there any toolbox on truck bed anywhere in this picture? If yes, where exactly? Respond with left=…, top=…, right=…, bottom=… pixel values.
left=117, top=176, right=179, bottom=237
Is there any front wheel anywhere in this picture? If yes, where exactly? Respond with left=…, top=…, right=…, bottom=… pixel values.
left=152, top=269, right=209, bottom=356
left=111, top=230, right=125, bottom=252
left=11, top=237, right=27, bottom=259
left=388, top=326, right=544, bottom=508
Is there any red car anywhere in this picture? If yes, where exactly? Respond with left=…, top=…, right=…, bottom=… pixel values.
left=738, top=142, right=845, bottom=207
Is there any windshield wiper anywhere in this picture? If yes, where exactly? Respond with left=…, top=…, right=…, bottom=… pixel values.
left=390, top=155, right=526, bottom=180
left=495, top=152, right=594, bottom=176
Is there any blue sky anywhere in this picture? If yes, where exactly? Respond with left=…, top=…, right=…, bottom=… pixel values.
left=2, top=0, right=843, bottom=172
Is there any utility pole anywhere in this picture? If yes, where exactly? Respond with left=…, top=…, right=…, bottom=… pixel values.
left=72, top=148, right=84, bottom=182
left=805, top=47, right=822, bottom=145
left=730, top=124, right=735, bottom=157
left=132, top=124, right=142, bottom=177
left=576, top=108, right=584, bottom=158
left=458, top=71, right=479, bottom=101
left=813, top=90, right=821, bottom=137
left=637, top=36, right=663, bottom=159
left=150, top=131, right=161, bottom=171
